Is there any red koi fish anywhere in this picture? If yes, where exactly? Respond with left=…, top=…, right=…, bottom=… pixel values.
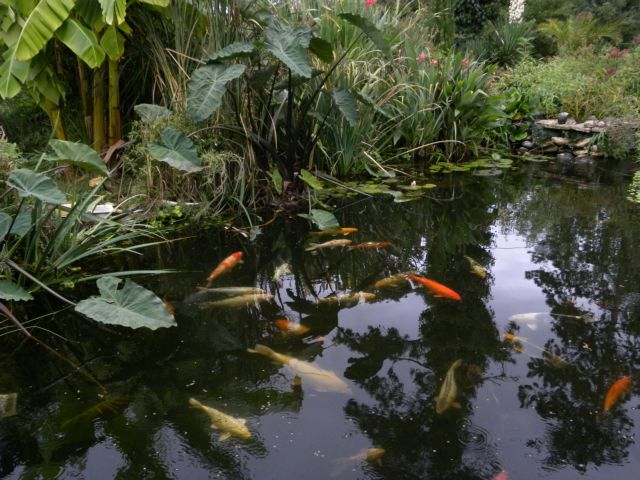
left=604, top=376, right=633, bottom=411
left=162, top=296, right=176, bottom=316
left=207, top=251, right=243, bottom=283
left=347, top=242, right=393, bottom=250
left=493, top=471, right=508, bottom=480
left=407, top=274, right=461, bottom=301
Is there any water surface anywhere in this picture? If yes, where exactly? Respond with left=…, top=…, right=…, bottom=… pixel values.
left=2, top=160, right=640, bottom=479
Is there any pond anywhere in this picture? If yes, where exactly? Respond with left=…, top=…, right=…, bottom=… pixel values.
left=2, top=159, right=640, bottom=479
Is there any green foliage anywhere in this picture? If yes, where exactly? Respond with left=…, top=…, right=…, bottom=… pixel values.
left=75, top=276, right=176, bottom=330
left=467, top=19, right=533, bottom=66
left=47, top=140, right=109, bottom=175
left=298, top=209, right=340, bottom=230
left=147, top=126, right=203, bottom=173
left=0, top=280, right=33, bottom=301
left=186, top=63, right=246, bottom=122
left=538, top=13, right=622, bottom=54
left=496, top=46, right=640, bottom=120
left=7, top=169, right=67, bottom=204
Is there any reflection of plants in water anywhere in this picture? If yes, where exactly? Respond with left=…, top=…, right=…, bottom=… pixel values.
left=501, top=174, right=640, bottom=471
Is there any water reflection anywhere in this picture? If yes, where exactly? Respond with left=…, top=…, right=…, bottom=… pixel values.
left=2, top=163, right=640, bottom=478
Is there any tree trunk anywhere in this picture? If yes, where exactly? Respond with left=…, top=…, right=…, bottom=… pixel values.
left=92, top=64, right=106, bottom=153
left=107, top=59, right=121, bottom=149
left=44, top=98, right=65, bottom=140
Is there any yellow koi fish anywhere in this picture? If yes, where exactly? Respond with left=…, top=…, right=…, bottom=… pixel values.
left=247, top=344, right=352, bottom=394
left=199, top=293, right=274, bottom=308
left=310, top=228, right=358, bottom=237
left=371, top=273, right=412, bottom=289
left=189, top=398, right=251, bottom=441
left=332, top=448, right=385, bottom=476
left=305, top=239, right=352, bottom=252
left=435, top=359, right=463, bottom=414
left=316, top=292, right=376, bottom=307
left=464, top=255, right=487, bottom=279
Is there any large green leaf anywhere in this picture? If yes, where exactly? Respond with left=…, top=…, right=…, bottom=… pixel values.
left=7, top=168, right=66, bottom=204
left=75, top=276, right=176, bottom=330
left=331, top=89, right=359, bottom=127
left=134, top=103, right=172, bottom=123
left=309, top=37, right=333, bottom=63
left=298, top=169, right=325, bottom=190
left=298, top=209, right=339, bottom=230
left=0, top=209, right=34, bottom=240
left=264, top=25, right=313, bottom=78
left=339, top=13, right=389, bottom=54
left=14, top=0, right=76, bottom=61
left=98, top=0, right=126, bottom=26
left=55, top=18, right=105, bottom=68
left=186, top=63, right=245, bottom=122
left=0, top=46, right=30, bottom=99
left=205, top=41, right=255, bottom=62
left=0, top=279, right=33, bottom=301
left=99, top=25, right=124, bottom=61
left=47, top=140, right=109, bottom=175
left=147, top=126, right=202, bottom=173
left=137, top=0, right=169, bottom=5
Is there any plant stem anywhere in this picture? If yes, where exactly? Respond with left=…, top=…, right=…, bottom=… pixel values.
left=92, top=65, right=106, bottom=152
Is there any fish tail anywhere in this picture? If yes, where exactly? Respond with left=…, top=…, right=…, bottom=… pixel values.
left=250, top=344, right=275, bottom=358
left=452, top=359, right=463, bottom=369
left=304, top=243, right=318, bottom=251
left=188, top=398, right=203, bottom=409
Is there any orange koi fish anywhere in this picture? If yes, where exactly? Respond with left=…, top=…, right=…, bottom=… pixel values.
left=162, top=296, right=176, bottom=316
left=604, top=376, right=633, bottom=411
left=347, top=242, right=393, bottom=251
left=407, top=274, right=461, bottom=301
left=310, top=228, right=358, bottom=237
left=207, top=251, right=243, bottom=283
left=493, top=471, right=508, bottom=480
left=275, top=319, right=310, bottom=336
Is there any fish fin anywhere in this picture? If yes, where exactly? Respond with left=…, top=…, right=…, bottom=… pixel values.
left=239, top=418, right=247, bottom=425
left=210, top=424, right=218, bottom=430
left=526, top=323, right=538, bottom=331
left=218, top=432, right=231, bottom=442
left=452, top=402, right=462, bottom=409
left=246, top=348, right=257, bottom=354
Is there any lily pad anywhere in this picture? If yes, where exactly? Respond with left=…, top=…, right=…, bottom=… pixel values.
left=298, top=209, right=339, bottom=230
left=75, top=276, right=176, bottom=330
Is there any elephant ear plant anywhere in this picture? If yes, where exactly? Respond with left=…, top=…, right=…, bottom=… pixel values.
left=0, top=140, right=175, bottom=393
left=181, top=10, right=389, bottom=191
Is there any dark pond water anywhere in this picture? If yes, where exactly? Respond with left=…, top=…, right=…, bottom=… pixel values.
left=3, top=160, right=640, bottom=479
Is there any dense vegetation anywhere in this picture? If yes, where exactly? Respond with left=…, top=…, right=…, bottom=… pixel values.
left=0, top=0, right=638, bottom=336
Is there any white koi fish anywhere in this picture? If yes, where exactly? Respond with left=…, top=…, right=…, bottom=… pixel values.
left=189, top=398, right=251, bottom=442
left=200, top=293, right=274, bottom=308
left=248, top=344, right=352, bottom=394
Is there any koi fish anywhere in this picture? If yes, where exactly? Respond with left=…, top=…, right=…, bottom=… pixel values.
left=305, top=239, right=352, bottom=251
left=272, top=263, right=292, bottom=285
left=0, top=393, right=17, bottom=418
left=207, top=251, right=243, bottom=283
left=200, top=293, right=274, bottom=308
left=504, top=333, right=569, bottom=367
left=407, top=274, right=461, bottom=301
left=371, top=273, right=412, bottom=290
left=162, top=296, right=176, bottom=316
left=347, top=242, right=393, bottom=251
left=189, top=398, right=251, bottom=441
left=275, top=319, right=310, bottom=336
left=509, top=312, right=596, bottom=331
left=493, top=471, right=508, bottom=480
left=247, top=344, right=352, bottom=394
left=196, top=286, right=266, bottom=296
left=316, top=292, right=376, bottom=307
left=435, top=359, right=463, bottom=414
left=310, top=227, right=358, bottom=237
left=604, top=376, right=633, bottom=411
left=332, top=448, right=385, bottom=476
left=464, top=255, right=486, bottom=279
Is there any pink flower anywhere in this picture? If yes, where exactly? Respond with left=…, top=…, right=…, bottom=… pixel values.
left=365, top=0, right=376, bottom=7
left=462, top=58, right=470, bottom=67
left=416, top=53, right=427, bottom=63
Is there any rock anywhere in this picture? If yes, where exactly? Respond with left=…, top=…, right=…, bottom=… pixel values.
left=518, top=147, right=528, bottom=153
left=551, top=136, right=570, bottom=146
left=590, top=145, right=599, bottom=153
left=522, top=140, right=535, bottom=149
left=583, top=120, right=596, bottom=128
left=575, top=156, right=595, bottom=165
left=557, top=152, right=574, bottom=162
left=574, top=149, right=589, bottom=157
left=574, top=138, right=591, bottom=148
left=587, top=115, right=598, bottom=121
left=596, top=121, right=606, bottom=128
left=557, top=112, right=570, bottom=124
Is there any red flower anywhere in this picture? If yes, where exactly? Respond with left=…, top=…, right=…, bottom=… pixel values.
left=365, top=0, right=376, bottom=7
left=462, top=58, right=470, bottom=67
left=416, top=53, right=427, bottom=63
